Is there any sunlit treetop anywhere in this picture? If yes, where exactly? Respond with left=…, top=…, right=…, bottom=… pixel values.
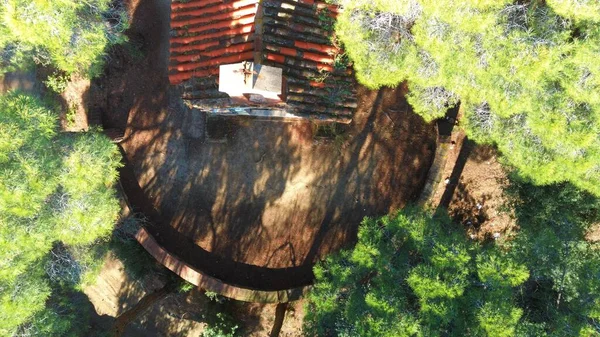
left=333, top=0, right=600, bottom=195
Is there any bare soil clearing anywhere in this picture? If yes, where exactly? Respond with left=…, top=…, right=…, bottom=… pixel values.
left=447, top=144, right=516, bottom=241
left=120, top=85, right=436, bottom=284
left=89, top=0, right=437, bottom=290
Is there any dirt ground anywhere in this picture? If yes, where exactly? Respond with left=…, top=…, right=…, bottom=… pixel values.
left=60, top=75, right=93, bottom=131
left=87, top=0, right=437, bottom=291
left=447, top=144, right=516, bottom=241
left=101, top=134, right=518, bottom=336
left=429, top=131, right=517, bottom=242
left=78, top=0, right=436, bottom=333
left=122, top=288, right=306, bottom=337
left=124, top=85, right=435, bottom=270
left=83, top=253, right=161, bottom=318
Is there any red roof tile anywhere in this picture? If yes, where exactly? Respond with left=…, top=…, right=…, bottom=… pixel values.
left=169, top=0, right=356, bottom=120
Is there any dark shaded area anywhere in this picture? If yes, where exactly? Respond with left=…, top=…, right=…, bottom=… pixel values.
left=87, top=0, right=171, bottom=133
left=270, top=303, right=288, bottom=337
left=0, top=70, right=41, bottom=94
left=437, top=104, right=459, bottom=139
left=116, top=86, right=435, bottom=290
left=438, top=138, right=475, bottom=209
left=112, top=281, right=177, bottom=337
left=33, top=288, right=116, bottom=337
left=449, top=182, right=490, bottom=231
left=313, top=122, right=349, bottom=139
left=88, top=0, right=437, bottom=292
left=517, top=279, right=558, bottom=324
left=467, top=143, right=496, bottom=163
left=118, top=151, right=314, bottom=290
left=445, top=145, right=502, bottom=240
left=302, top=90, right=383, bottom=264
left=206, top=116, right=240, bottom=140
left=72, top=290, right=115, bottom=334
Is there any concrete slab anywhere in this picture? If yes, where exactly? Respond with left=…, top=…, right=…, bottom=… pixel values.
left=219, top=61, right=282, bottom=100
left=207, top=107, right=304, bottom=119
left=252, top=63, right=282, bottom=94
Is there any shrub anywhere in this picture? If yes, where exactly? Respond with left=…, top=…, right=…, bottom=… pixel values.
left=304, top=201, right=600, bottom=336
left=201, top=313, right=239, bottom=337
left=0, top=92, right=121, bottom=335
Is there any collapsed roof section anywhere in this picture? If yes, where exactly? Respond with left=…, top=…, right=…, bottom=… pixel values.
left=169, top=0, right=357, bottom=123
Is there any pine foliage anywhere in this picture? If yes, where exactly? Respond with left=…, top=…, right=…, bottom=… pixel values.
left=334, top=0, right=600, bottom=195
left=305, top=195, right=600, bottom=336
left=0, top=92, right=121, bottom=335
left=304, top=207, right=528, bottom=336
left=0, top=0, right=128, bottom=78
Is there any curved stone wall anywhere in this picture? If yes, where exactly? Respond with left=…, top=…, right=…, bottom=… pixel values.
left=135, top=227, right=310, bottom=303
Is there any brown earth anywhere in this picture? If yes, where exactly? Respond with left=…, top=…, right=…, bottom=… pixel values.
left=428, top=128, right=517, bottom=242
left=447, top=144, right=516, bottom=241
left=122, top=288, right=306, bottom=336
left=123, top=85, right=436, bottom=269
left=83, top=253, right=161, bottom=318
left=87, top=0, right=437, bottom=291
left=59, top=75, right=93, bottom=131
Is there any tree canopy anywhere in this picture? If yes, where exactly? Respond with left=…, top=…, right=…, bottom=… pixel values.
left=0, top=92, right=121, bottom=335
left=504, top=178, right=600, bottom=336
left=333, top=0, right=600, bottom=196
left=304, top=199, right=600, bottom=336
left=0, top=0, right=128, bottom=79
left=304, top=207, right=529, bottom=336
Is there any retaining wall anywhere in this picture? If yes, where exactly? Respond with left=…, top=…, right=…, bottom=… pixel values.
left=135, top=227, right=310, bottom=303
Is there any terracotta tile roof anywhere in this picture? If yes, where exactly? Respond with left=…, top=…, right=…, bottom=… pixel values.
left=169, top=0, right=356, bottom=122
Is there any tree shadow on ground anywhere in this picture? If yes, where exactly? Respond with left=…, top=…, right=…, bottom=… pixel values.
left=114, top=84, right=436, bottom=291
left=448, top=181, right=492, bottom=237
left=468, top=143, right=497, bottom=164
left=438, top=138, right=475, bottom=209
left=85, top=0, right=437, bottom=294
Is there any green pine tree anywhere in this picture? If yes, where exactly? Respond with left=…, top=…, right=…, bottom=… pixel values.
left=0, top=0, right=128, bottom=80
left=0, top=92, right=121, bottom=335
left=304, top=207, right=528, bottom=337
left=333, top=0, right=600, bottom=196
